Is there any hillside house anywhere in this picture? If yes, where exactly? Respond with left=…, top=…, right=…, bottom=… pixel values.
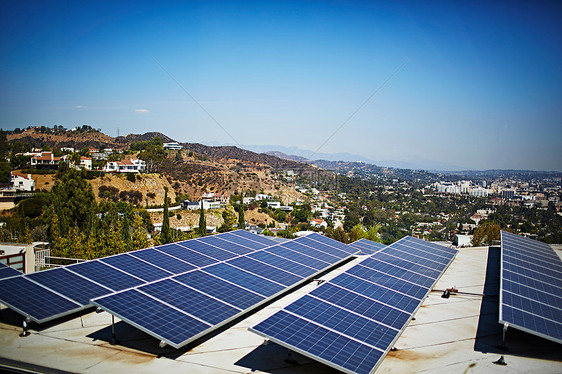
left=10, top=172, right=35, bottom=192
left=30, top=152, right=61, bottom=169
left=61, top=155, right=92, bottom=170
left=103, top=158, right=146, bottom=173
left=310, top=218, right=328, bottom=229
left=163, top=142, right=182, bottom=150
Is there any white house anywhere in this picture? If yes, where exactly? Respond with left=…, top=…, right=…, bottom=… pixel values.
left=310, top=219, right=328, bottom=229
left=163, top=142, right=182, bottom=150
left=103, top=158, right=146, bottom=173
left=256, top=194, right=271, bottom=201
left=30, top=152, right=61, bottom=169
left=184, top=200, right=220, bottom=210
left=267, top=201, right=281, bottom=209
left=61, top=155, right=92, bottom=170
left=10, top=172, right=35, bottom=192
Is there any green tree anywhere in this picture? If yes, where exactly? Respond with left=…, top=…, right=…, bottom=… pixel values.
left=161, top=187, right=171, bottom=244
left=219, top=206, right=237, bottom=232
left=131, top=214, right=149, bottom=250
left=472, top=222, right=501, bottom=246
left=238, top=204, right=245, bottom=229
left=198, top=202, right=207, bottom=236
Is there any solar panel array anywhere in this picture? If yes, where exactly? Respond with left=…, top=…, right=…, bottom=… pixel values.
left=250, top=236, right=457, bottom=374
left=349, top=239, right=387, bottom=255
left=0, top=262, right=21, bottom=280
left=499, top=231, right=562, bottom=344
left=0, top=230, right=278, bottom=323
left=92, top=233, right=359, bottom=348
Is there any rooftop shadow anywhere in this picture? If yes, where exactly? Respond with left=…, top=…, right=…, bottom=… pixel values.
left=234, top=340, right=342, bottom=374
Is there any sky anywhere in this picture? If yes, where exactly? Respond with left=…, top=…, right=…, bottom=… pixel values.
left=1, top=0, right=561, bottom=171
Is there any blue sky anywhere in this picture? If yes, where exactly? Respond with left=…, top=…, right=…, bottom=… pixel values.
left=1, top=1, right=561, bottom=171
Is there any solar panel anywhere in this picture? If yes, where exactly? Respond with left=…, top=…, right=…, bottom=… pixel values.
left=91, top=289, right=211, bottom=347
left=174, top=270, right=265, bottom=310
left=251, top=236, right=457, bottom=374
left=130, top=249, right=196, bottom=274
left=100, top=254, right=173, bottom=282
left=92, top=233, right=359, bottom=349
left=181, top=240, right=238, bottom=261
left=500, top=231, right=562, bottom=344
left=248, top=251, right=318, bottom=278
left=139, top=279, right=240, bottom=325
left=0, top=263, right=21, bottom=279
left=68, top=260, right=145, bottom=291
left=227, top=256, right=304, bottom=287
left=349, top=239, right=386, bottom=255
left=0, top=229, right=277, bottom=324
left=27, top=268, right=112, bottom=306
left=0, top=276, right=82, bottom=323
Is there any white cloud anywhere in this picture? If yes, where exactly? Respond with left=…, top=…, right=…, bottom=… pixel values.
left=76, top=105, right=83, bottom=109
left=135, top=108, right=150, bottom=113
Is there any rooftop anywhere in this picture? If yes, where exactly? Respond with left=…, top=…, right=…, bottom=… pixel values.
left=0, top=245, right=561, bottom=373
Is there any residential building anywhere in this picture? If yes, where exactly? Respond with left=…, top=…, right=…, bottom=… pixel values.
left=103, top=158, right=146, bottom=173
left=163, top=142, right=183, bottom=150
left=30, top=152, right=61, bottom=169
left=10, top=172, right=35, bottom=192
left=310, top=218, right=328, bottom=229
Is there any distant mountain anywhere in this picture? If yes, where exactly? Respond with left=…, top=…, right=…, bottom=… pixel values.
left=239, top=144, right=466, bottom=172
left=264, top=151, right=311, bottom=163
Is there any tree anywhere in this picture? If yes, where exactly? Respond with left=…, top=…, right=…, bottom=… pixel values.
left=472, top=222, right=501, bottom=246
left=131, top=214, right=149, bottom=250
left=198, top=202, right=207, bottom=236
left=238, top=204, right=245, bottom=229
left=219, top=206, right=237, bottom=232
left=161, top=187, right=171, bottom=244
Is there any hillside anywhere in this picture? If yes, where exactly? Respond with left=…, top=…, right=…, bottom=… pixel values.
left=5, top=127, right=311, bottom=206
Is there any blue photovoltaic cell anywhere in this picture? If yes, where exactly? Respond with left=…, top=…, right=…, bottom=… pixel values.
left=347, top=265, right=427, bottom=300
left=0, top=263, right=21, bottom=279
left=248, top=251, right=318, bottom=278
left=252, top=310, right=383, bottom=374
left=373, top=252, right=441, bottom=280
left=401, top=236, right=458, bottom=257
left=286, top=295, right=399, bottom=351
left=100, top=254, right=172, bottom=282
left=139, top=279, right=240, bottom=325
left=390, top=242, right=452, bottom=265
left=203, top=263, right=285, bottom=297
left=0, top=276, right=81, bottom=323
left=331, top=273, right=420, bottom=313
left=500, top=231, right=562, bottom=344
left=182, top=240, right=238, bottom=261
left=362, top=259, right=435, bottom=288
left=68, top=260, right=144, bottom=291
left=306, top=233, right=357, bottom=254
left=92, top=289, right=211, bottom=347
left=27, top=268, right=112, bottom=306
left=310, top=283, right=410, bottom=329
left=266, top=245, right=329, bottom=270
left=503, top=279, right=562, bottom=309
left=229, top=229, right=278, bottom=247
left=297, top=235, right=353, bottom=258
left=158, top=243, right=217, bottom=267
left=251, top=235, right=457, bottom=374
left=378, top=247, right=445, bottom=272
left=174, top=270, right=265, bottom=310
left=349, top=239, right=386, bottom=255
left=228, top=256, right=303, bottom=286
left=197, top=236, right=254, bottom=255
left=281, top=241, right=341, bottom=263
left=130, top=249, right=196, bottom=274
